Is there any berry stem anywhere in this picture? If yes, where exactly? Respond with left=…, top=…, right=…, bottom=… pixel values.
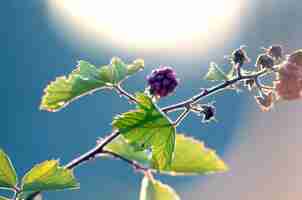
left=235, top=63, right=243, bottom=78
left=255, top=77, right=275, bottom=92
left=162, top=68, right=269, bottom=113
left=10, top=186, right=20, bottom=200
left=173, top=107, right=190, bottom=127
left=113, top=84, right=138, bottom=103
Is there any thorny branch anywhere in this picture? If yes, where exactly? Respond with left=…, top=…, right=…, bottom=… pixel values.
left=30, top=66, right=273, bottom=200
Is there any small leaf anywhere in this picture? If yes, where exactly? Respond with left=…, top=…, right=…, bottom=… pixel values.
left=140, top=176, right=180, bottom=200
left=104, top=136, right=150, bottom=165
left=112, top=93, right=176, bottom=170
left=0, top=196, right=9, bottom=200
left=21, top=160, right=79, bottom=192
left=0, top=149, right=18, bottom=190
left=40, top=60, right=107, bottom=112
left=204, top=62, right=228, bottom=81
left=40, top=58, right=144, bottom=112
left=126, top=59, right=145, bottom=76
left=162, top=134, right=228, bottom=175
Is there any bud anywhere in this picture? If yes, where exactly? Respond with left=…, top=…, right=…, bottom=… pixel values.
left=147, top=66, right=179, bottom=97
left=127, top=58, right=145, bottom=75
left=266, top=45, right=283, bottom=60
left=200, top=104, right=216, bottom=123
left=231, top=46, right=250, bottom=66
left=274, top=49, right=302, bottom=100
left=254, top=91, right=274, bottom=112
left=244, top=79, right=256, bottom=91
left=255, top=54, right=274, bottom=70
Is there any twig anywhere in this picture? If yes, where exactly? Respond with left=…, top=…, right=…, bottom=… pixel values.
left=65, top=130, right=120, bottom=169
left=11, top=186, right=20, bottom=200
left=29, top=131, right=120, bottom=200
left=162, top=69, right=269, bottom=113
left=173, top=107, right=190, bottom=127
left=102, top=150, right=149, bottom=172
left=114, top=84, right=138, bottom=103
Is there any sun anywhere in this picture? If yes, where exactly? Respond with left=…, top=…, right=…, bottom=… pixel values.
left=48, top=0, right=247, bottom=53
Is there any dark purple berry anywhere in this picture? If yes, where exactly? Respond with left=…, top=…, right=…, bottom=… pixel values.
left=200, top=104, right=216, bottom=122
left=232, top=47, right=249, bottom=65
left=147, top=66, right=179, bottom=97
left=255, top=54, right=274, bottom=70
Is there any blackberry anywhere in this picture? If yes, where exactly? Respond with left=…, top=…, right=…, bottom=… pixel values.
left=147, top=66, right=179, bottom=97
left=200, top=104, right=216, bottom=122
left=231, top=47, right=249, bottom=66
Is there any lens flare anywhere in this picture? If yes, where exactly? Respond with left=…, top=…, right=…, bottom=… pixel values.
left=48, top=0, right=247, bottom=54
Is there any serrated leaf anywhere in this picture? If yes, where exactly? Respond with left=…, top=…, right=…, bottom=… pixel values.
left=0, top=196, right=9, bottom=200
left=0, top=149, right=18, bottom=190
left=112, top=93, right=176, bottom=170
left=103, top=134, right=228, bottom=175
left=21, top=160, right=79, bottom=192
left=40, top=57, right=144, bottom=112
left=104, top=136, right=150, bottom=165
left=204, top=62, right=228, bottom=81
left=162, top=134, right=228, bottom=175
left=140, top=176, right=180, bottom=200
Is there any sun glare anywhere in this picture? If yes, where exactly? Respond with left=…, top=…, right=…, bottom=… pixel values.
left=48, top=0, right=247, bottom=53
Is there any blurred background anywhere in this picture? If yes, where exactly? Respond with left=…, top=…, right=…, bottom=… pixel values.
left=1, top=0, right=302, bottom=199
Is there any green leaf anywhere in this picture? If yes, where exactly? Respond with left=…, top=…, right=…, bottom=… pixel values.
left=104, top=136, right=150, bottom=165
left=140, top=176, right=180, bottom=200
left=0, top=149, right=18, bottom=190
left=162, top=134, right=228, bottom=175
left=226, top=66, right=236, bottom=80
left=112, top=93, right=176, bottom=170
left=126, top=59, right=145, bottom=76
left=204, top=62, right=228, bottom=81
left=40, top=57, right=144, bottom=112
left=21, top=160, right=79, bottom=192
left=0, top=196, right=9, bottom=200
left=103, top=134, right=228, bottom=175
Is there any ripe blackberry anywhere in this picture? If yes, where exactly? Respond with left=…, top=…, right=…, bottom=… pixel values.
left=147, top=66, right=179, bottom=97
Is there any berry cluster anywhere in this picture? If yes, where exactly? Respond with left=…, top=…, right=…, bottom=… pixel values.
left=275, top=50, right=302, bottom=100
left=147, top=66, right=179, bottom=97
